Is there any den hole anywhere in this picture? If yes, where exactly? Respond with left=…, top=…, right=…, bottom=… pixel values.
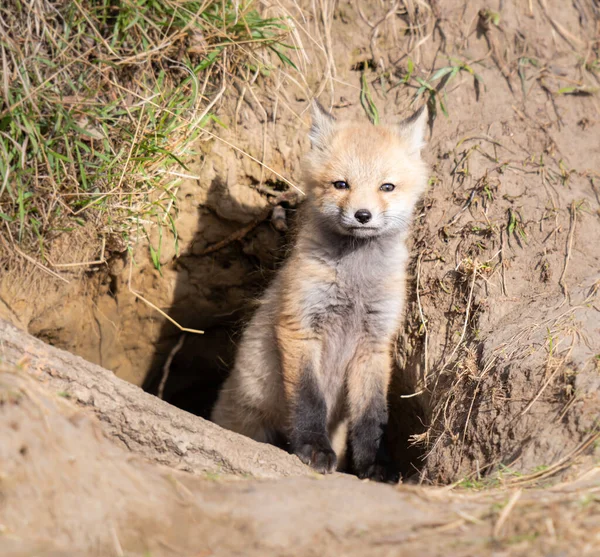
left=142, top=183, right=429, bottom=479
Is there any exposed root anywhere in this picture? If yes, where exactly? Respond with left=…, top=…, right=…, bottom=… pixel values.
left=196, top=191, right=298, bottom=256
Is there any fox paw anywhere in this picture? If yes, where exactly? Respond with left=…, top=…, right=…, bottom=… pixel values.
left=356, top=462, right=401, bottom=484
left=294, top=436, right=337, bottom=474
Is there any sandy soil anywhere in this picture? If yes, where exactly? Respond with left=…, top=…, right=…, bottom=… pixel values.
left=0, top=0, right=599, bottom=553
left=1, top=363, right=599, bottom=556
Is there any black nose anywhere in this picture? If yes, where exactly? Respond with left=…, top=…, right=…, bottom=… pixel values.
left=354, top=209, right=372, bottom=224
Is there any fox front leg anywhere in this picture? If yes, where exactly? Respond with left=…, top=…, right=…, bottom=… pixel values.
left=277, top=327, right=336, bottom=474
left=288, top=366, right=337, bottom=473
left=347, top=347, right=400, bottom=483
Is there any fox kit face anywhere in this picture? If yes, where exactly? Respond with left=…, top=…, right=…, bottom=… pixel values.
left=303, top=102, right=428, bottom=239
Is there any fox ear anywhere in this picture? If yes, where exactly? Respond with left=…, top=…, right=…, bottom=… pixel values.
left=309, top=99, right=336, bottom=149
left=398, top=105, right=428, bottom=154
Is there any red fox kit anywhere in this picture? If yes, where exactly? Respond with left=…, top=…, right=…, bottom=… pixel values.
left=212, top=101, right=429, bottom=482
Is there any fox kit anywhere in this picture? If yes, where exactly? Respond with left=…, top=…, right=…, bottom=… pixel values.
left=212, top=101, right=429, bottom=482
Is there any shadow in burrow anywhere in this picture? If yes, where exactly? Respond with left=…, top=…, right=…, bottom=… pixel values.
left=142, top=178, right=430, bottom=479
left=142, top=176, right=291, bottom=418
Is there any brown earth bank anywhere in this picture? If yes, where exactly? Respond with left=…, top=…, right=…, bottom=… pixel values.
left=0, top=0, right=599, bottom=546
left=0, top=330, right=599, bottom=556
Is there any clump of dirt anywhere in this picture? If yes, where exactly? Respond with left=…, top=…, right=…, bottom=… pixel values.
left=1, top=0, right=599, bottom=485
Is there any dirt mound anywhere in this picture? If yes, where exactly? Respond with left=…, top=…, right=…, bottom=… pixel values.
left=0, top=0, right=599, bottom=485
left=2, top=358, right=599, bottom=556
left=0, top=319, right=307, bottom=478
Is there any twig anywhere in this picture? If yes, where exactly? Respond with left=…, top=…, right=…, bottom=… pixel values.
left=48, top=259, right=106, bottom=268
left=12, top=246, right=69, bottom=284
left=158, top=334, right=186, bottom=399
left=441, top=263, right=478, bottom=373
left=46, top=238, right=107, bottom=269
left=477, top=10, right=514, bottom=93
left=558, top=201, right=577, bottom=302
left=156, top=169, right=201, bottom=180
left=493, top=489, right=522, bottom=538
left=518, top=346, right=573, bottom=418
left=110, top=525, right=125, bottom=557
left=400, top=251, right=429, bottom=399
left=368, top=1, right=400, bottom=67
left=447, top=188, right=477, bottom=226
left=459, top=356, right=495, bottom=460
left=455, top=135, right=517, bottom=154
left=427, top=261, right=479, bottom=410
left=500, top=226, right=508, bottom=296
left=538, top=0, right=585, bottom=50
left=127, top=257, right=203, bottom=335
left=507, top=430, right=600, bottom=485
left=185, top=72, right=228, bottom=139
left=197, top=217, right=265, bottom=257
left=399, top=389, right=425, bottom=399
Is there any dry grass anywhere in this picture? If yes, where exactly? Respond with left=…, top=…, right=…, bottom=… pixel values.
left=0, top=0, right=301, bottom=271
left=375, top=466, right=600, bottom=554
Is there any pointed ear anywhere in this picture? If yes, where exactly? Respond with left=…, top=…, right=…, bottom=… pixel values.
left=398, top=105, right=428, bottom=154
left=309, top=99, right=336, bottom=149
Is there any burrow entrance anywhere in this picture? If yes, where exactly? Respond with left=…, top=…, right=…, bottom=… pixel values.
left=140, top=200, right=429, bottom=480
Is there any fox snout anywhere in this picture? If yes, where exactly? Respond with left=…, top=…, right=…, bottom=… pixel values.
left=340, top=205, right=378, bottom=228
left=331, top=199, right=414, bottom=238
left=334, top=204, right=387, bottom=237
left=354, top=209, right=372, bottom=224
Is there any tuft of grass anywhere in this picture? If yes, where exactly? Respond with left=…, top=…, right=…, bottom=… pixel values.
left=359, top=61, right=380, bottom=125
left=413, top=59, right=484, bottom=121
left=517, top=57, right=539, bottom=98
left=507, top=208, right=527, bottom=243
left=402, top=57, right=415, bottom=84
left=0, top=0, right=297, bottom=269
left=363, top=57, right=484, bottom=125
left=479, top=8, right=501, bottom=27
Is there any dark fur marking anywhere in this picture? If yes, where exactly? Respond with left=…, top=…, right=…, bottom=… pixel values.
left=289, top=365, right=337, bottom=474
left=349, top=394, right=400, bottom=484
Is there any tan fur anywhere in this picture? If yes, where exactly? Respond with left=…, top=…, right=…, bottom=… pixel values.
left=212, top=103, right=428, bottom=473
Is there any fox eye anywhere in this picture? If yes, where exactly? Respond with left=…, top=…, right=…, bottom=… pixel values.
left=333, top=181, right=349, bottom=190
left=380, top=183, right=395, bottom=192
